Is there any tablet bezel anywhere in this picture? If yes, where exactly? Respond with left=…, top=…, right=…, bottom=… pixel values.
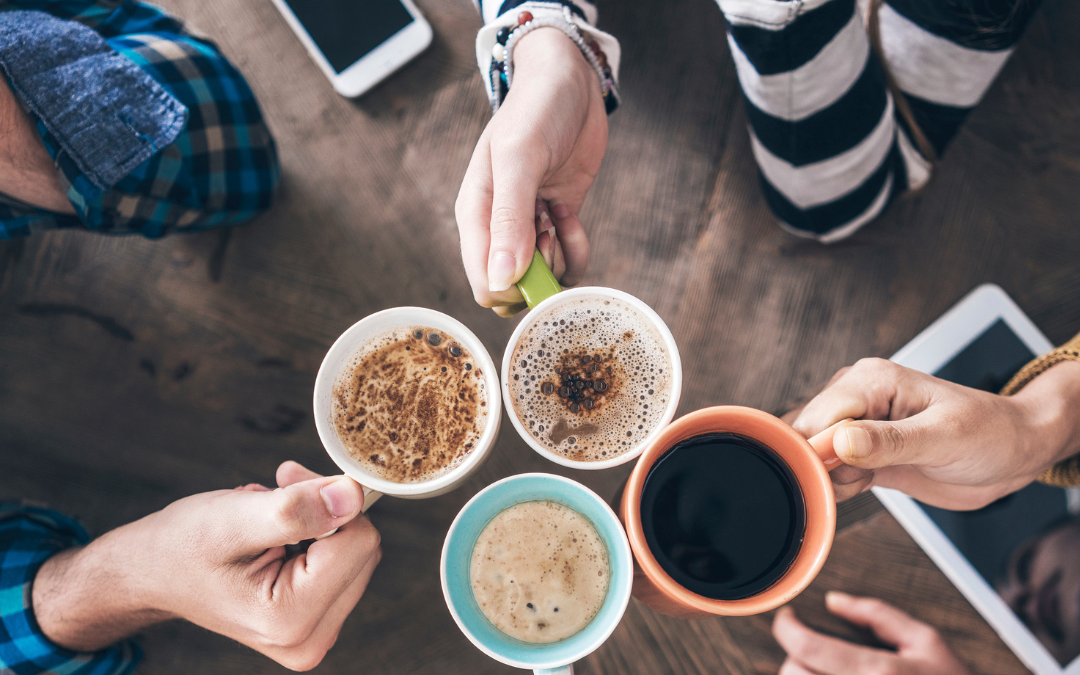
left=873, top=283, right=1078, bottom=675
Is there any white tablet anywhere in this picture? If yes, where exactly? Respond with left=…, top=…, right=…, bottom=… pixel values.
left=874, top=283, right=1080, bottom=675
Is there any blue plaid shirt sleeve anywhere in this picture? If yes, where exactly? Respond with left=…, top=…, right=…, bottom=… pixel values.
left=0, top=0, right=279, bottom=239
left=0, top=504, right=141, bottom=675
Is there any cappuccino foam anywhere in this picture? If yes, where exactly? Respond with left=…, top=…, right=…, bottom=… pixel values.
left=332, top=326, right=487, bottom=483
left=470, top=500, right=609, bottom=643
left=507, top=296, right=673, bottom=461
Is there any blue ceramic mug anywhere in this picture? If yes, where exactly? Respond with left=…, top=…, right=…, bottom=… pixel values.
left=441, top=473, right=633, bottom=674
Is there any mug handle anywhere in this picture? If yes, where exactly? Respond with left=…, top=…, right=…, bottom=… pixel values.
left=517, top=248, right=562, bottom=309
left=806, top=418, right=855, bottom=470
left=316, top=486, right=383, bottom=539
left=535, top=666, right=574, bottom=675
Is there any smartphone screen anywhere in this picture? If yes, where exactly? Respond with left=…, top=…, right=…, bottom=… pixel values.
left=283, top=0, right=414, bottom=73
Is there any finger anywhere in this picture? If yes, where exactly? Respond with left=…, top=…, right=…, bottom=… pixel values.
left=253, top=520, right=382, bottom=671
left=228, top=475, right=365, bottom=552
left=277, top=460, right=323, bottom=488
left=825, top=592, right=939, bottom=651
left=781, top=406, right=805, bottom=426
left=792, top=359, right=924, bottom=439
left=773, top=607, right=899, bottom=675
left=829, top=463, right=875, bottom=500
left=832, top=475, right=874, bottom=502
left=487, top=146, right=543, bottom=294
left=493, top=303, right=528, bottom=318
left=277, top=515, right=382, bottom=619
left=235, top=483, right=272, bottom=492
left=549, top=201, right=589, bottom=287
left=290, top=538, right=382, bottom=662
left=456, top=141, right=525, bottom=307
left=778, top=658, right=822, bottom=675
left=833, top=416, right=939, bottom=470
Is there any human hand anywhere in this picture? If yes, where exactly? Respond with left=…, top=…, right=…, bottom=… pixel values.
left=789, top=358, right=1080, bottom=509
left=33, top=461, right=381, bottom=671
left=773, top=592, right=973, bottom=675
left=456, top=27, right=607, bottom=316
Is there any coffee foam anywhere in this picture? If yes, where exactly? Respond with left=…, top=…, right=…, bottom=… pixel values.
left=331, top=326, right=488, bottom=484
left=507, top=297, right=672, bottom=461
left=470, top=500, right=609, bottom=643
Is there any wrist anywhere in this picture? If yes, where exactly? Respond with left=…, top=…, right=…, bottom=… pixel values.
left=32, top=518, right=171, bottom=651
left=512, top=27, right=599, bottom=98
left=1012, top=360, right=1080, bottom=474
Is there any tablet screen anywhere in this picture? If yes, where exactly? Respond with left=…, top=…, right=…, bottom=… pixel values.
left=916, top=319, right=1080, bottom=666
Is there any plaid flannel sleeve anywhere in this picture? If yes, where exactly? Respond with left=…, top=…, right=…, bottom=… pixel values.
left=0, top=504, right=141, bottom=675
left=0, top=0, right=279, bottom=239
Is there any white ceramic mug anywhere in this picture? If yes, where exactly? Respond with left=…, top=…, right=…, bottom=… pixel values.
left=313, top=307, right=502, bottom=510
left=501, top=285, right=683, bottom=471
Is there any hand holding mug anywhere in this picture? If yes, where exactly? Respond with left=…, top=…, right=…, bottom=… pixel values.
left=774, top=592, right=972, bottom=675
left=790, top=358, right=1080, bottom=509
left=32, top=461, right=381, bottom=671
left=456, top=27, right=605, bottom=315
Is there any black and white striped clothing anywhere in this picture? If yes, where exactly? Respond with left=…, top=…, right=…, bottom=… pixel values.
left=474, top=0, right=1042, bottom=242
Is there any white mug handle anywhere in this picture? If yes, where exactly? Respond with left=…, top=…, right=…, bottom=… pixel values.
left=360, top=485, right=382, bottom=513
left=535, top=666, right=573, bottom=675
left=316, top=485, right=383, bottom=539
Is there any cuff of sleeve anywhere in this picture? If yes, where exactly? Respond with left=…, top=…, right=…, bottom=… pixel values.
left=998, top=331, right=1080, bottom=487
left=0, top=504, right=142, bottom=675
left=475, top=1, right=620, bottom=113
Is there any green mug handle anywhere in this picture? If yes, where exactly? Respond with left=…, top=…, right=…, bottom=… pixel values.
left=516, top=248, right=562, bottom=309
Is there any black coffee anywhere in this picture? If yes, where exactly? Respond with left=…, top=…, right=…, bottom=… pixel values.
left=640, top=433, right=806, bottom=600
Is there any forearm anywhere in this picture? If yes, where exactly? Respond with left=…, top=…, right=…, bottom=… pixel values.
left=0, top=75, right=74, bottom=214
left=1012, top=360, right=1080, bottom=474
left=32, top=519, right=171, bottom=652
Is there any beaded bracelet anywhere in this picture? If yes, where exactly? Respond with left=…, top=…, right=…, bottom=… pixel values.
left=488, top=6, right=620, bottom=115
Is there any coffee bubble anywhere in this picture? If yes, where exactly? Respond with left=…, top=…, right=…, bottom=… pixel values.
left=508, top=297, right=672, bottom=461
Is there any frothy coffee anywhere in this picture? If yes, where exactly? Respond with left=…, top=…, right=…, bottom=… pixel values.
left=507, top=297, right=673, bottom=461
left=470, top=500, right=609, bottom=643
left=332, top=326, right=487, bottom=483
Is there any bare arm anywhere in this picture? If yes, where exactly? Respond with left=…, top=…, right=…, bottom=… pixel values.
left=0, top=76, right=76, bottom=214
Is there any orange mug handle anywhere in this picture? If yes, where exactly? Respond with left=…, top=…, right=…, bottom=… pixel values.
left=806, top=418, right=855, bottom=470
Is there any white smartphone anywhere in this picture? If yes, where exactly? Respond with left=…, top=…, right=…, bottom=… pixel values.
left=269, top=0, right=432, bottom=98
left=874, top=284, right=1080, bottom=675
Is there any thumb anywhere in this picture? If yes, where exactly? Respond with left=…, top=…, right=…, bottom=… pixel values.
left=833, top=417, right=932, bottom=470
left=487, top=155, right=542, bottom=293
left=227, top=475, right=364, bottom=552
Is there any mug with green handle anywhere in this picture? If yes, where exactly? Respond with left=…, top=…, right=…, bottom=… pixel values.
left=501, top=250, right=683, bottom=470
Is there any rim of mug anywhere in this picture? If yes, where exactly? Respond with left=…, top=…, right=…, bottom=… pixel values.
left=439, top=472, right=634, bottom=670
left=313, top=307, right=502, bottom=497
left=501, top=286, right=683, bottom=471
left=622, top=406, right=836, bottom=615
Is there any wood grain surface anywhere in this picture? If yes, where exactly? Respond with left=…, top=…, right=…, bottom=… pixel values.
left=2, top=0, right=1080, bottom=672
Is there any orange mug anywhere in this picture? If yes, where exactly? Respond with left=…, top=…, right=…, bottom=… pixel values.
left=618, top=405, right=844, bottom=618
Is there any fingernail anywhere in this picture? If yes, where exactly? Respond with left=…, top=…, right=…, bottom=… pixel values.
left=841, top=426, right=872, bottom=459
left=321, top=479, right=359, bottom=518
left=551, top=203, right=571, bottom=219
left=488, top=252, right=517, bottom=292
left=537, top=209, right=553, bottom=233
left=825, top=591, right=851, bottom=608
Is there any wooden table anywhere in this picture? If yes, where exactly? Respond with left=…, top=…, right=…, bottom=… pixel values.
left=2, top=0, right=1079, bottom=672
